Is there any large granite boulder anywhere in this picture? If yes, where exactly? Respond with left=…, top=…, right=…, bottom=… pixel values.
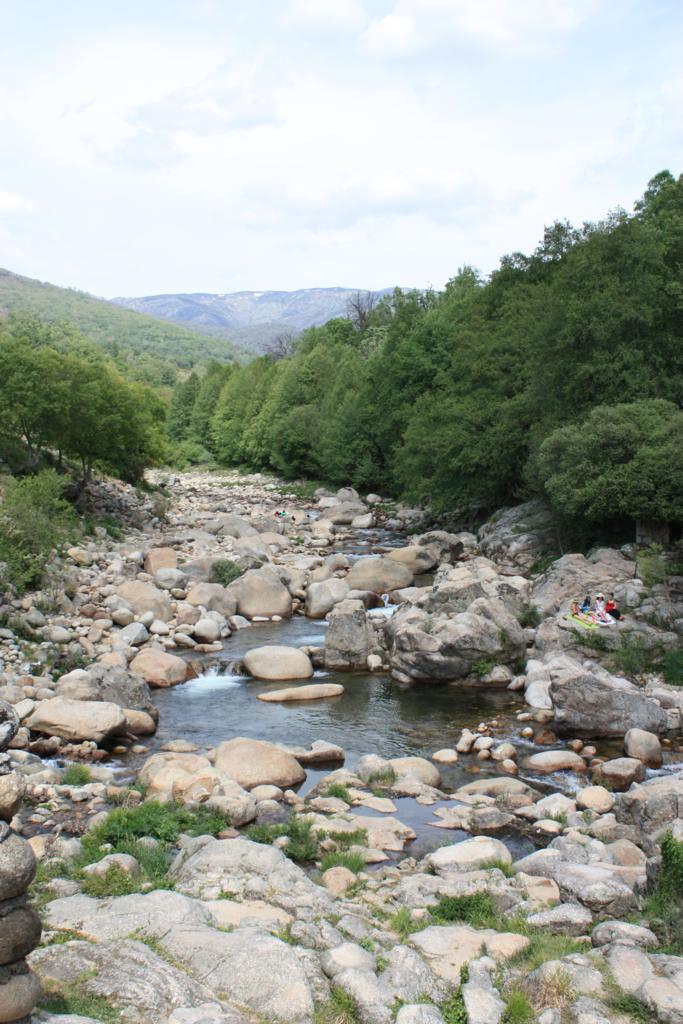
left=116, top=581, right=172, bottom=621
left=129, top=649, right=190, bottom=688
left=243, top=646, right=313, bottom=681
left=186, top=582, right=238, bottom=617
left=214, top=738, right=306, bottom=790
left=55, top=665, right=158, bottom=720
left=26, top=697, right=127, bottom=743
left=228, top=569, right=292, bottom=619
left=324, top=599, right=373, bottom=671
left=478, top=500, right=557, bottom=572
left=305, top=579, right=350, bottom=619
left=345, top=557, right=413, bottom=594
left=549, top=667, right=669, bottom=737
left=385, top=597, right=525, bottom=684
left=531, top=547, right=637, bottom=617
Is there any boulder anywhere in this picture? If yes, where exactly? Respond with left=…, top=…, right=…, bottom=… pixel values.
left=305, top=579, right=350, bottom=619
left=324, top=599, right=373, bottom=671
left=56, top=665, right=157, bottom=719
left=186, top=583, right=237, bottom=617
left=525, top=750, right=587, bottom=774
left=0, top=772, right=26, bottom=822
left=617, top=771, right=683, bottom=853
left=29, top=939, right=217, bottom=1024
left=144, top=547, right=177, bottom=574
left=243, top=646, right=314, bottom=681
left=214, top=738, right=306, bottom=790
left=531, top=547, right=636, bottom=616
left=624, top=728, right=663, bottom=767
left=0, top=897, right=41, bottom=965
left=257, top=683, right=343, bottom=702
left=549, top=669, right=668, bottom=737
left=345, top=557, right=413, bottom=594
left=118, top=622, right=149, bottom=647
left=386, top=597, right=525, bottom=684
left=593, top=757, right=645, bottom=792
left=389, top=757, right=441, bottom=787
left=0, top=834, right=36, bottom=901
left=576, top=786, right=614, bottom=814
left=478, top=500, right=558, bottom=572
left=387, top=546, right=438, bottom=575
left=129, top=650, right=189, bottom=688
left=0, top=961, right=42, bottom=1023
left=427, top=836, right=512, bottom=874
left=116, top=581, right=172, bottom=621
left=192, top=618, right=223, bottom=643
left=26, top=697, right=127, bottom=743
left=229, top=570, right=292, bottom=619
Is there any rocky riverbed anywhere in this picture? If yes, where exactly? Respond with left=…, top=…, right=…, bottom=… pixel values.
left=1, top=470, right=683, bottom=1023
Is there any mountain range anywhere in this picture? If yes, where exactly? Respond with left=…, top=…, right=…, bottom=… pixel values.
left=112, top=287, right=394, bottom=352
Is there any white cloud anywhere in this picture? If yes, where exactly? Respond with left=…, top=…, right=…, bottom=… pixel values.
left=363, top=0, right=601, bottom=56
left=0, top=190, right=35, bottom=215
left=284, top=0, right=368, bottom=33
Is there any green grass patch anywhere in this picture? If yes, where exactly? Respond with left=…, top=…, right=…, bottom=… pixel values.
left=320, top=851, right=366, bottom=874
left=366, top=767, right=396, bottom=788
left=245, top=816, right=318, bottom=863
left=40, top=984, right=122, bottom=1023
left=430, top=893, right=496, bottom=928
left=324, top=783, right=353, bottom=802
left=61, top=763, right=93, bottom=787
left=315, top=985, right=361, bottom=1024
left=389, top=906, right=425, bottom=941
left=502, top=989, right=534, bottom=1024
left=322, top=828, right=368, bottom=850
left=517, top=605, right=541, bottom=629
left=480, top=858, right=515, bottom=878
left=471, top=657, right=497, bottom=678
left=81, top=800, right=228, bottom=852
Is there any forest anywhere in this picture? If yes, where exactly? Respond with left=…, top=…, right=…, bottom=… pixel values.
left=169, top=171, right=683, bottom=534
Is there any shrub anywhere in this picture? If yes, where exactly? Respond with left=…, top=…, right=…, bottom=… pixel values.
left=471, top=657, right=497, bottom=677
left=209, top=559, right=243, bottom=587
left=0, top=469, right=76, bottom=591
left=366, top=767, right=396, bottom=788
left=315, top=985, right=360, bottom=1024
left=664, top=650, right=683, bottom=686
left=610, top=631, right=663, bottom=680
left=643, top=832, right=683, bottom=954
left=517, top=605, right=541, bottom=628
left=389, top=907, right=424, bottom=941
left=61, top=764, right=93, bottom=787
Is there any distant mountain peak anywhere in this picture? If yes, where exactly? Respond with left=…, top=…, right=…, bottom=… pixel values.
left=111, top=286, right=394, bottom=353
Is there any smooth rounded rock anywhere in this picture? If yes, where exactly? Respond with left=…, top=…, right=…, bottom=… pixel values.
left=390, top=756, right=441, bottom=787
left=427, top=835, right=512, bottom=873
left=345, top=556, right=414, bottom=594
left=243, top=645, right=314, bottom=681
left=130, top=649, right=189, bottom=688
left=0, top=961, right=42, bottom=1023
left=0, top=896, right=42, bottom=965
left=576, top=786, right=614, bottom=814
left=525, top=750, right=588, bottom=774
left=214, top=737, right=306, bottom=790
left=432, top=749, right=458, bottom=764
left=624, top=728, right=663, bottom=767
left=0, top=773, right=26, bottom=822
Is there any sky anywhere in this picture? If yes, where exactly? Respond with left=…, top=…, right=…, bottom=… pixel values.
left=0, top=0, right=681, bottom=298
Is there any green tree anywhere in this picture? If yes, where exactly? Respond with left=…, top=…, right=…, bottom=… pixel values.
left=535, top=399, right=683, bottom=523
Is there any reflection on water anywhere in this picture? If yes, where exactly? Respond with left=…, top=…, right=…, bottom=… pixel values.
left=153, top=617, right=522, bottom=786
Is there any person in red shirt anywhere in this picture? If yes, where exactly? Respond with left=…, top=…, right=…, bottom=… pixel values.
left=605, top=592, right=622, bottom=620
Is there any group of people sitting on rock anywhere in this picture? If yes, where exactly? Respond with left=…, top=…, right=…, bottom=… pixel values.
left=570, top=592, right=623, bottom=626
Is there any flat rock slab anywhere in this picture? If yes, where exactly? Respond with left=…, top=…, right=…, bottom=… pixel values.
left=159, top=925, right=314, bottom=1023
left=257, top=683, right=344, bottom=702
left=29, top=939, right=221, bottom=1024
left=43, top=889, right=211, bottom=943
left=411, top=925, right=529, bottom=982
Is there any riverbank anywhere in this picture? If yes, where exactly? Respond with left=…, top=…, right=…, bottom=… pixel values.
left=1, top=468, right=683, bottom=1023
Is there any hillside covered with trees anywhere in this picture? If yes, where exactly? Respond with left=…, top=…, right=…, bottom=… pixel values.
left=170, top=171, right=683, bottom=537
left=0, top=269, right=243, bottom=386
